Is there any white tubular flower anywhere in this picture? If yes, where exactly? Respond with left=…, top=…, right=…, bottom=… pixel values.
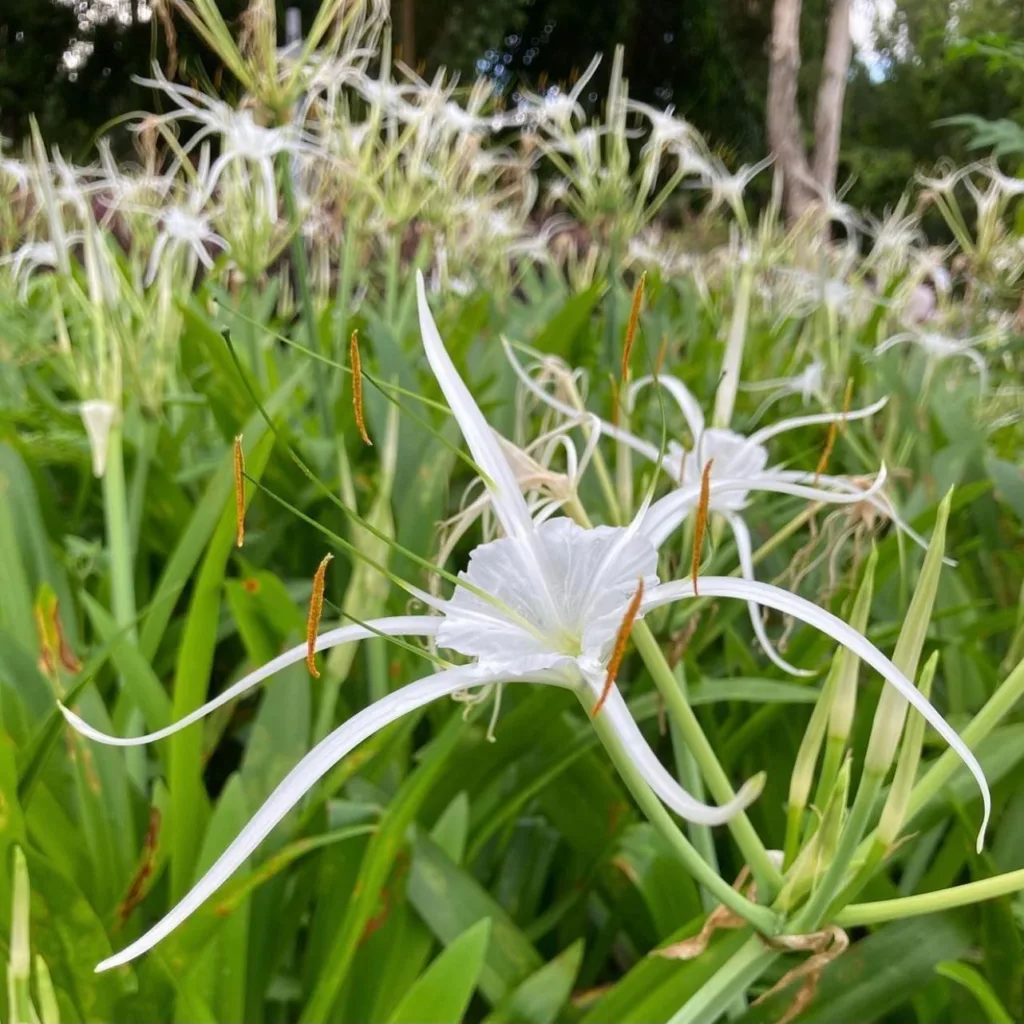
left=62, top=271, right=758, bottom=971
left=874, top=330, right=989, bottom=393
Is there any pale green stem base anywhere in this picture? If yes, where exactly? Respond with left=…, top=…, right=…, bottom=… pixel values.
left=633, top=621, right=783, bottom=899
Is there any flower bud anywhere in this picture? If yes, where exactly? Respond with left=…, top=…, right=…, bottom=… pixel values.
left=79, top=400, right=116, bottom=478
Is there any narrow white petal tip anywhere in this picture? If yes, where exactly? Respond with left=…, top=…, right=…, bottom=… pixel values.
left=737, top=770, right=767, bottom=808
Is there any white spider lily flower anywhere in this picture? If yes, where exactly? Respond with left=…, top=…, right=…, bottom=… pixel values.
left=145, top=204, right=227, bottom=285
left=61, top=272, right=760, bottom=971
left=504, top=346, right=923, bottom=674
left=1, top=241, right=61, bottom=293
left=698, top=155, right=774, bottom=224
left=741, top=361, right=826, bottom=415
left=516, top=54, right=603, bottom=131
left=875, top=330, right=989, bottom=393
left=79, top=400, right=117, bottom=478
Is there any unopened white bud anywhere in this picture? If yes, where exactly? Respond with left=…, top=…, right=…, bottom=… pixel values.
left=80, top=400, right=117, bottom=478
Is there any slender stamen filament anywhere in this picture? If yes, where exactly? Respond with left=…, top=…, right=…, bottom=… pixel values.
left=234, top=435, right=245, bottom=548
left=350, top=330, right=372, bottom=446
left=692, top=458, right=714, bottom=595
left=592, top=577, right=645, bottom=718
left=307, top=553, right=333, bottom=678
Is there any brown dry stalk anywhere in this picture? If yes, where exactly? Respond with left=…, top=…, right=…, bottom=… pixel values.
left=350, top=330, right=373, bottom=446
left=621, top=272, right=646, bottom=383
left=691, top=459, right=714, bottom=595
left=591, top=579, right=645, bottom=718
left=306, top=553, right=334, bottom=678
left=234, top=435, right=246, bottom=548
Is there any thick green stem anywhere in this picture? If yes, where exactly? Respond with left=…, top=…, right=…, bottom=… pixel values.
left=633, top=621, right=783, bottom=899
left=588, top=698, right=779, bottom=935
left=837, top=867, right=1024, bottom=927
left=668, top=935, right=779, bottom=1024
left=711, top=262, right=753, bottom=430
left=103, top=423, right=137, bottom=642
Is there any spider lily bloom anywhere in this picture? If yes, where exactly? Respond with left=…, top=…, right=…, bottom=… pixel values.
left=60, top=274, right=761, bottom=971
left=740, top=361, right=826, bottom=421
left=874, top=329, right=989, bottom=393
left=504, top=346, right=927, bottom=674
left=144, top=202, right=228, bottom=286
left=696, top=154, right=774, bottom=226
left=514, top=54, right=603, bottom=131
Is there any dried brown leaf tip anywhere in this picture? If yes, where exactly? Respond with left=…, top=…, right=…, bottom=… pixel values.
left=116, top=808, right=162, bottom=929
left=621, top=272, right=647, bottom=383
left=692, top=458, right=714, bottom=595
left=306, top=553, right=333, bottom=678
left=592, top=578, right=645, bottom=719
left=234, top=435, right=246, bottom=547
left=350, top=330, right=373, bottom=446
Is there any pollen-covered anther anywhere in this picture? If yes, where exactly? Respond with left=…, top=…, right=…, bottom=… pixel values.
left=591, top=577, right=645, bottom=719
left=692, top=458, right=714, bottom=596
left=350, top=330, right=373, bottom=446
left=306, top=553, right=333, bottom=678
left=233, top=435, right=245, bottom=548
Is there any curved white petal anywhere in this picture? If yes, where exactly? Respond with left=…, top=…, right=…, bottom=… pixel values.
left=874, top=334, right=914, bottom=355
left=61, top=617, right=441, bottom=746
left=599, top=683, right=764, bottom=824
left=726, top=513, right=816, bottom=678
left=502, top=339, right=662, bottom=462
left=628, top=375, right=705, bottom=440
left=640, top=470, right=889, bottom=549
left=745, top=396, right=889, bottom=449
left=417, top=274, right=534, bottom=543
left=643, top=575, right=990, bottom=850
left=94, top=663, right=500, bottom=972
left=769, top=470, right=957, bottom=567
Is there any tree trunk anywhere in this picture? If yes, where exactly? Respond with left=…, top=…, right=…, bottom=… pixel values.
left=400, top=0, right=416, bottom=66
left=766, top=0, right=816, bottom=222
left=811, top=0, right=853, bottom=195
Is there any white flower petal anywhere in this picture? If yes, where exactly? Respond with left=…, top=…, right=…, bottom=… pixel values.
left=745, top=397, right=889, bottom=449
left=417, top=274, right=534, bottom=543
left=643, top=575, right=991, bottom=850
left=627, top=374, right=705, bottom=440
left=725, top=513, right=816, bottom=678
left=598, top=683, right=763, bottom=824
left=61, top=616, right=441, bottom=746
left=502, top=339, right=662, bottom=461
left=94, top=663, right=500, bottom=972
